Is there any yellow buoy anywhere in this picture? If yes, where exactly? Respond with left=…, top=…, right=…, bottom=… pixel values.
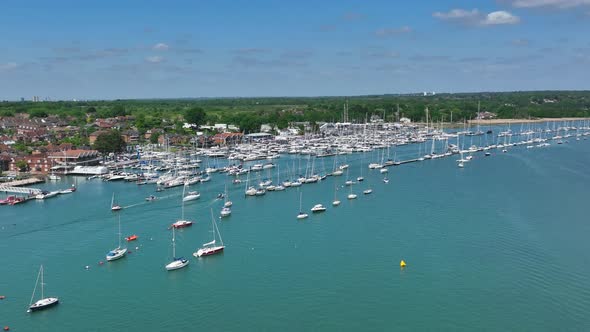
left=400, top=260, right=406, bottom=268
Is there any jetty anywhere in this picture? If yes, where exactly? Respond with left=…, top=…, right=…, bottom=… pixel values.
left=0, top=178, right=44, bottom=195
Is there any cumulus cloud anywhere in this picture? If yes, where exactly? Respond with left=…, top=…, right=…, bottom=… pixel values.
left=375, top=26, right=413, bottom=37
left=153, top=43, right=169, bottom=51
left=433, top=8, right=520, bottom=26
left=145, top=56, right=164, bottom=63
left=509, top=0, right=590, bottom=8
left=482, top=11, right=521, bottom=25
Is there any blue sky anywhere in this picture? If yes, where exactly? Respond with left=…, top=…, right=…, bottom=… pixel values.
left=1, top=0, right=589, bottom=100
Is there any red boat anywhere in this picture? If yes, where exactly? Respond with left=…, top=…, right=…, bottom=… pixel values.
left=125, top=235, right=138, bottom=242
left=0, top=196, right=16, bottom=205
left=8, top=197, right=25, bottom=205
left=171, top=220, right=193, bottom=229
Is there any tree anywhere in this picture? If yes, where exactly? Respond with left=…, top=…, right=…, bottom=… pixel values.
left=184, top=107, right=206, bottom=127
left=150, top=132, right=161, bottom=144
left=15, top=160, right=29, bottom=172
left=93, top=130, right=126, bottom=154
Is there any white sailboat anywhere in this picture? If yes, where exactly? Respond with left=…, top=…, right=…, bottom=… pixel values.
left=183, top=182, right=201, bottom=202
left=223, top=184, right=233, bottom=207
left=106, top=214, right=127, bottom=261
left=347, top=182, right=357, bottom=200
left=332, top=183, right=341, bottom=206
left=297, top=191, right=308, bottom=219
left=172, top=185, right=194, bottom=228
left=27, top=265, right=59, bottom=313
left=220, top=184, right=232, bottom=218
left=111, top=192, right=122, bottom=211
left=165, top=227, right=189, bottom=270
left=194, top=209, right=226, bottom=257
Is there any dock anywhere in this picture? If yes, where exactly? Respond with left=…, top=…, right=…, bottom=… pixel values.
left=0, top=178, right=45, bottom=195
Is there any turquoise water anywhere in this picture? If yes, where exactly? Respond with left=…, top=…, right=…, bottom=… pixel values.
left=2, top=136, right=590, bottom=331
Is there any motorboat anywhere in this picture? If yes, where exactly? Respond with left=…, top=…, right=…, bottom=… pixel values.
left=311, top=204, right=327, bottom=213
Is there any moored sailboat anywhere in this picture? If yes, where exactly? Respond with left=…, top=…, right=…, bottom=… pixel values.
left=27, top=265, right=59, bottom=313
left=194, top=209, right=225, bottom=257
left=106, top=214, right=127, bottom=261
left=165, top=227, right=189, bottom=271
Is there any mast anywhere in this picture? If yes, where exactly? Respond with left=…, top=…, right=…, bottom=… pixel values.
left=41, top=265, right=44, bottom=300
left=181, top=185, right=186, bottom=219
left=171, top=227, right=176, bottom=258
left=118, top=214, right=122, bottom=248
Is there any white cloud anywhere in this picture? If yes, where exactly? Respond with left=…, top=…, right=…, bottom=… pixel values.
left=153, top=43, right=169, bottom=51
left=145, top=56, right=164, bottom=63
left=0, top=62, right=18, bottom=71
left=433, top=9, right=480, bottom=20
left=509, top=0, right=590, bottom=8
left=375, top=26, right=413, bottom=37
left=433, top=8, right=520, bottom=26
left=482, top=11, right=521, bottom=25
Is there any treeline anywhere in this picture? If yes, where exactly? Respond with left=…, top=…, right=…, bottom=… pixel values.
left=1, top=91, right=589, bottom=134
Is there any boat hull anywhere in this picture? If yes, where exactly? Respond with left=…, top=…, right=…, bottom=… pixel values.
left=194, top=246, right=225, bottom=257
left=106, top=248, right=127, bottom=261
left=165, top=259, right=189, bottom=271
left=29, top=297, right=59, bottom=312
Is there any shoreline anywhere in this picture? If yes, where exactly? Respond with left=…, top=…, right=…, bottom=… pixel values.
left=468, top=117, right=590, bottom=125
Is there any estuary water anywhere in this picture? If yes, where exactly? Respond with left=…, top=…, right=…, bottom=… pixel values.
left=1, top=135, right=590, bottom=331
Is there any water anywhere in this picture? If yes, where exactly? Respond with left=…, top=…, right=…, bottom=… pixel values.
left=2, top=136, right=590, bottom=331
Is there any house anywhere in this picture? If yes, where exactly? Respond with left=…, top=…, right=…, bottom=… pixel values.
left=88, top=130, right=110, bottom=145
left=211, top=132, right=243, bottom=145
left=475, top=112, right=497, bottom=120
left=121, top=129, right=140, bottom=143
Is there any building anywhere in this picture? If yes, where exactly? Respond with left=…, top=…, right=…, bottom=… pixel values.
left=211, top=132, right=243, bottom=145
left=9, top=154, right=51, bottom=173
left=48, top=149, right=101, bottom=167
left=245, top=132, right=273, bottom=141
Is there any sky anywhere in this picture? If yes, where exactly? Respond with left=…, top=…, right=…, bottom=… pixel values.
left=0, top=0, right=589, bottom=100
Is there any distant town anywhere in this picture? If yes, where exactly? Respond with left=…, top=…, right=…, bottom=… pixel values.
left=1, top=90, right=589, bottom=177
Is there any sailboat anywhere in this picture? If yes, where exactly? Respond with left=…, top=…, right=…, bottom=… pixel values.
left=111, top=193, right=122, bottom=211
left=194, top=209, right=225, bottom=257
left=274, top=164, right=285, bottom=191
left=27, top=265, right=59, bottom=313
left=106, top=214, right=127, bottom=261
left=363, top=179, right=373, bottom=195
left=48, top=159, right=61, bottom=181
left=183, top=181, right=201, bottom=202
left=221, top=186, right=232, bottom=217
left=172, top=185, right=194, bottom=228
left=357, top=151, right=365, bottom=182
left=165, top=227, right=189, bottom=271
left=223, top=184, right=233, bottom=207
left=297, top=191, right=308, bottom=219
left=332, top=183, right=341, bottom=206
left=347, top=182, right=357, bottom=200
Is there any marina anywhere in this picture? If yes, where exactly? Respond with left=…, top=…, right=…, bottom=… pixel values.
left=1, top=120, right=590, bottom=330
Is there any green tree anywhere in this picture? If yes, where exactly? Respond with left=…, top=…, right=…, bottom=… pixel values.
left=184, top=107, right=206, bottom=127
left=93, top=130, right=126, bottom=154
left=15, top=160, right=29, bottom=172
left=150, top=132, right=161, bottom=144
left=29, top=109, right=48, bottom=118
